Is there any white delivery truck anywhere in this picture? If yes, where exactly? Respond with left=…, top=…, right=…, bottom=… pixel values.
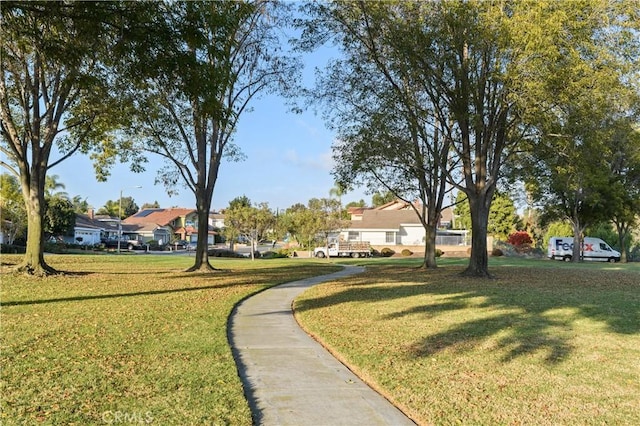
left=547, top=236, right=621, bottom=263
left=314, top=241, right=371, bottom=258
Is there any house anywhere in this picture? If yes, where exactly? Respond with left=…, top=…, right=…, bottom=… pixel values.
left=69, top=209, right=128, bottom=245
left=123, top=208, right=217, bottom=244
left=72, top=213, right=113, bottom=245
left=336, top=200, right=468, bottom=251
left=209, top=212, right=225, bottom=229
left=343, top=209, right=426, bottom=246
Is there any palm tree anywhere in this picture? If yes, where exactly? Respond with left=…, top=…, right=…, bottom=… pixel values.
left=45, top=175, right=68, bottom=199
left=71, top=195, right=90, bottom=214
left=329, top=182, right=347, bottom=219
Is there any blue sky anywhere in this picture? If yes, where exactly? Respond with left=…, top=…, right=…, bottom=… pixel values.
left=51, top=47, right=370, bottom=213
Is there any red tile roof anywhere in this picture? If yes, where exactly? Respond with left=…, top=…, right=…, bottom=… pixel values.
left=122, top=208, right=196, bottom=226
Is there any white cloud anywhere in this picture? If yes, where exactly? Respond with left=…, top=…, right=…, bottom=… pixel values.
left=284, top=149, right=333, bottom=171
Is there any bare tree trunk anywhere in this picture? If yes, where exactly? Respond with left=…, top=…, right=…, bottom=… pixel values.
left=462, top=192, right=492, bottom=278
left=421, top=225, right=438, bottom=269
left=614, top=221, right=629, bottom=263
left=571, top=224, right=583, bottom=263
left=186, top=190, right=217, bottom=272
left=16, top=174, right=58, bottom=276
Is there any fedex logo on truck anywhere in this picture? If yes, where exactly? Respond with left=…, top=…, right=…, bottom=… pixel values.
left=554, top=240, right=594, bottom=252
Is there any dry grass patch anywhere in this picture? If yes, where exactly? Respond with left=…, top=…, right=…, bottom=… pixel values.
left=294, top=261, right=640, bottom=425
left=1, top=254, right=340, bottom=425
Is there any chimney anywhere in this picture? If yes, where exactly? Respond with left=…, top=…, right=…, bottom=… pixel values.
left=87, top=208, right=94, bottom=220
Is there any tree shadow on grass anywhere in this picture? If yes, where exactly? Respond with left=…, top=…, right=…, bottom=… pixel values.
left=294, top=266, right=639, bottom=364
left=401, top=311, right=574, bottom=364
left=1, top=282, right=247, bottom=307
left=3, top=265, right=341, bottom=307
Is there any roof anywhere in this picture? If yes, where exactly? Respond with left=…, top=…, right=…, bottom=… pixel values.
left=349, top=205, right=454, bottom=230
left=440, top=207, right=453, bottom=222
left=123, top=208, right=196, bottom=226
left=347, top=206, right=368, bottom=215
left=349, top=209, right=422, bottom=230
left=75, top=213, right=117, bottom=231
left=375, top=200, right=415, bottom=211
left=122, top=223, right=172, bottom=233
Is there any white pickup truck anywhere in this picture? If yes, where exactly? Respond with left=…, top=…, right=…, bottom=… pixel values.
left=314, top=241, right=371, bottom=258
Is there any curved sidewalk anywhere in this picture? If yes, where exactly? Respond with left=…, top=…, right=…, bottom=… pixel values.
left=228, top=265, right=415, bottom=426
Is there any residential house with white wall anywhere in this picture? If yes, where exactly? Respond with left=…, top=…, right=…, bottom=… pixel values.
left=338, top=200, right=467, bottom=251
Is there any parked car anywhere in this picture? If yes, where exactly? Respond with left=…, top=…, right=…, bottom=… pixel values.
left=101, top=237, right=144, bottom=251
left=171, top=240, right=195, bottom=250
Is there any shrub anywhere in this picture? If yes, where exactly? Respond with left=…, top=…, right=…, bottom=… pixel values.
left=0, top=244, right=26, bottom=254
left=492, top=248, right=504, bottom=257
left=44, top=241, right=66, bottom=253
left=508, top=231, right=533, bottom=247
left=261, top=250, right=289, bottom=259
left=380, top=247, right=395, bottom=257
left=401, top=248, right=413, bottom=256
left=273, top=248, right=297, bottom=258
left=207, top=248, right=243, bottom=258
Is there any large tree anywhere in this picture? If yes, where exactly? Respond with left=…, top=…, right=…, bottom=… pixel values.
left=277, top=202, right=312, bottom=247
left=299, top=1, right=456, bottom=269
left=278, top=198, right=345, bottom=253
left=516, top=2, right=640, bottom=262
left=417, top=2, right=531, bottom=277
left=0, top=2, right=145, bottom=275
left=122, top=1, right=299, bottom=272
left=224, top=198, right=275, bottom=260
left=300, top=1, right=525, bottom=276
left=302, top=0, right=639, bottom=277
left=608, top=120, right=640, bottom=262
left=307, top=197, right=347, bottom=255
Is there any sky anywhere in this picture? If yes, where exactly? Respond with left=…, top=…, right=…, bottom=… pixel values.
left=50, top=47, right=370, bottom=214
left=52, top=93, right=369, bottom=213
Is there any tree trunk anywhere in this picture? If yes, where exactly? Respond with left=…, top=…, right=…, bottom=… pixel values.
left=186, top=193, right=218, bottom=272
left=572, top=227, right=581, bottom=262
left=614, top=221, right=628, bottom=263
left=571, top=221, right=584, bottom=263
left=421, top=224, right=438, bottom=269
left=16, top=179, right=58, bottom=276
left=461, top=193, right=492, bottom=278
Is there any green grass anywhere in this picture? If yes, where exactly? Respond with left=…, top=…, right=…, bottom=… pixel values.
left=3, top=254, right=639, bottom=425
left=0, top=254, right=341, bottom=425
left=294, top=258, right=640, bottom=425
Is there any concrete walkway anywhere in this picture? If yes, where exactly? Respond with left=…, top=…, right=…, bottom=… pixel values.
left=228, top=265, right=415, bottom=426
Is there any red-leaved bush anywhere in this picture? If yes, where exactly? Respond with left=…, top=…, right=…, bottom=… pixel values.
left=508, top=231, right=533, bottom=247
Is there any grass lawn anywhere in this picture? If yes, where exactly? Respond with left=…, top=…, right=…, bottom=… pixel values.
left=294, top=257, right=640, bottom=425
left=0, top=254, right=341, bottom=425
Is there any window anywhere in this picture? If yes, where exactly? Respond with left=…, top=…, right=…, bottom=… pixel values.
left=385, top=232, right=395, bottom=244
left=348, top=231, right=360, bottom=241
